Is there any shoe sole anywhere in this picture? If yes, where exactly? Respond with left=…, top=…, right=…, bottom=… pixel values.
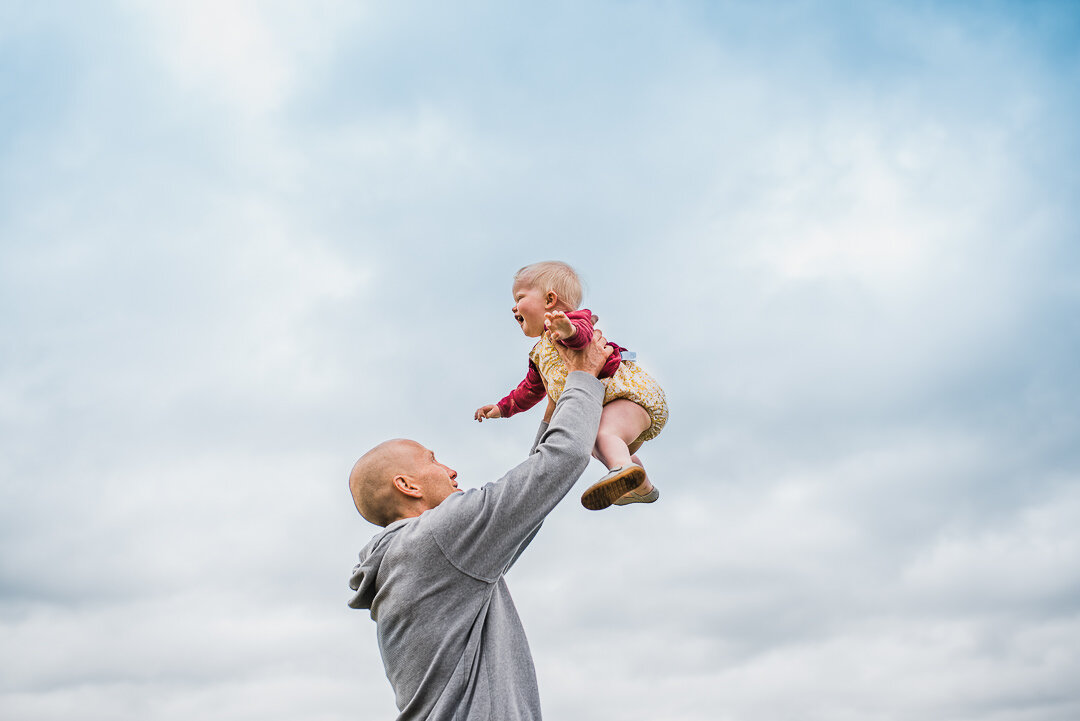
left=580, top=466, right=647, bottom=511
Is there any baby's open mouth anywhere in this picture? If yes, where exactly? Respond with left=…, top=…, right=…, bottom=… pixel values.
left=515, top=314, right=524, bottom=324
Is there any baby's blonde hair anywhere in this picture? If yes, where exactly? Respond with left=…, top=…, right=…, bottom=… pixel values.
left=514, top=261, right=583, bottom=309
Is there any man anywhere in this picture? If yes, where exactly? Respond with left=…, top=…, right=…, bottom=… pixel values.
left=347, top=332, right=612, bottom=720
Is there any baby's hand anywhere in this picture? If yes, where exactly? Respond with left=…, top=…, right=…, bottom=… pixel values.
left=474, top=404, right=502, bottom=422
left=544, top=311, right=576, bottom=342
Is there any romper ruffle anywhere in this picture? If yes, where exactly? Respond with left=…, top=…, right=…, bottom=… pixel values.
left=529, top=334, right=668, bottom=445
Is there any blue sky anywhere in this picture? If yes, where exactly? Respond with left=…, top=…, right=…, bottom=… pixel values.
left=2, top=2, right=1079, bottom=720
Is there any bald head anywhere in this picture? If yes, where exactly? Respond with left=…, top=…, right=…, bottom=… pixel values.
left=349, top=439, right=420, bottom=527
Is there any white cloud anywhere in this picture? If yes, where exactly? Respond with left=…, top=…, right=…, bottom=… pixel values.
left=119, top=0, right=363, bottom=117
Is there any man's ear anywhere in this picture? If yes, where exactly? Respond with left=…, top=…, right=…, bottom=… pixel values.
left=393, top=474, right=422, bottom=498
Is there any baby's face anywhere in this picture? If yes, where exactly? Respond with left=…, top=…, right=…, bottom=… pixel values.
left=511, top=282, right=548, bottom=338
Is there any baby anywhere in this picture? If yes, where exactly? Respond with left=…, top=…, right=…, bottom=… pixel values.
left=475, top=261, right=668, bottom=510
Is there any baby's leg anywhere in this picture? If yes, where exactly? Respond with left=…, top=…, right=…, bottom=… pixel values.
left=579, top=403, right=655, bottom=510
left=593, top=400, right=651, bottom=470
left=592, top=400, right=656, bottom=499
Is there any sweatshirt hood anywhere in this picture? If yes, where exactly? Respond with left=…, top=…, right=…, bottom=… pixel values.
left=347, top=520, right=409, bottom=610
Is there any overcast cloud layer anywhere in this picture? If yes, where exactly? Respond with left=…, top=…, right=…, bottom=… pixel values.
left=2, top=2, right=1079, bottom=720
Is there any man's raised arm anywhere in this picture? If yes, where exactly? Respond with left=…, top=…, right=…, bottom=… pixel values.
left=429, top=332, right=613, bottom=579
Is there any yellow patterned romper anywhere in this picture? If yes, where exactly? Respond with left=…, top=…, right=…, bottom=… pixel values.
left=529, top=333, right=668, bottom=447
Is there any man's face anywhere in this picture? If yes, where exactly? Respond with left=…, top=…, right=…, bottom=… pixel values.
left=404, top=441, right=461, bottom=507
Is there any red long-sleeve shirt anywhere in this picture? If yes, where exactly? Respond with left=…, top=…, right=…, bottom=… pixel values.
left=496, top=309, right=624, bottom=418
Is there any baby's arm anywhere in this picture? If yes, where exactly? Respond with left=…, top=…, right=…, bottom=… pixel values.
left=545, top=311, right=593, bottom=348
left=475, top=362, right=547, bottom=422
left=474, top=404, right=502, bottom=422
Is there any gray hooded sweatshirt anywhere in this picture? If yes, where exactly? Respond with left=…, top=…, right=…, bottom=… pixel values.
left=348, top=373, right=604, bottom=720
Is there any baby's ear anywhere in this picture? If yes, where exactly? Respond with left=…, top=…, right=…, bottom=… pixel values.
left=545, top=291, right=558, bottom=309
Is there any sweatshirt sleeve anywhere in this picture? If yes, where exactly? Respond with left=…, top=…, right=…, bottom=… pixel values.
left=501, top=419, right=554, bottom=572
left=428, top=373, right=604, bottom=582
left=496, top=361, right=547, bottom=418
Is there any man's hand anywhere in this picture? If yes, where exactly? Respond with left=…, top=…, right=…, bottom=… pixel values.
left=555, top=328, right=612, bottom=377
left=544, top=311, right=576, bottom=343
left=474, top=404, right=502, bottom=422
